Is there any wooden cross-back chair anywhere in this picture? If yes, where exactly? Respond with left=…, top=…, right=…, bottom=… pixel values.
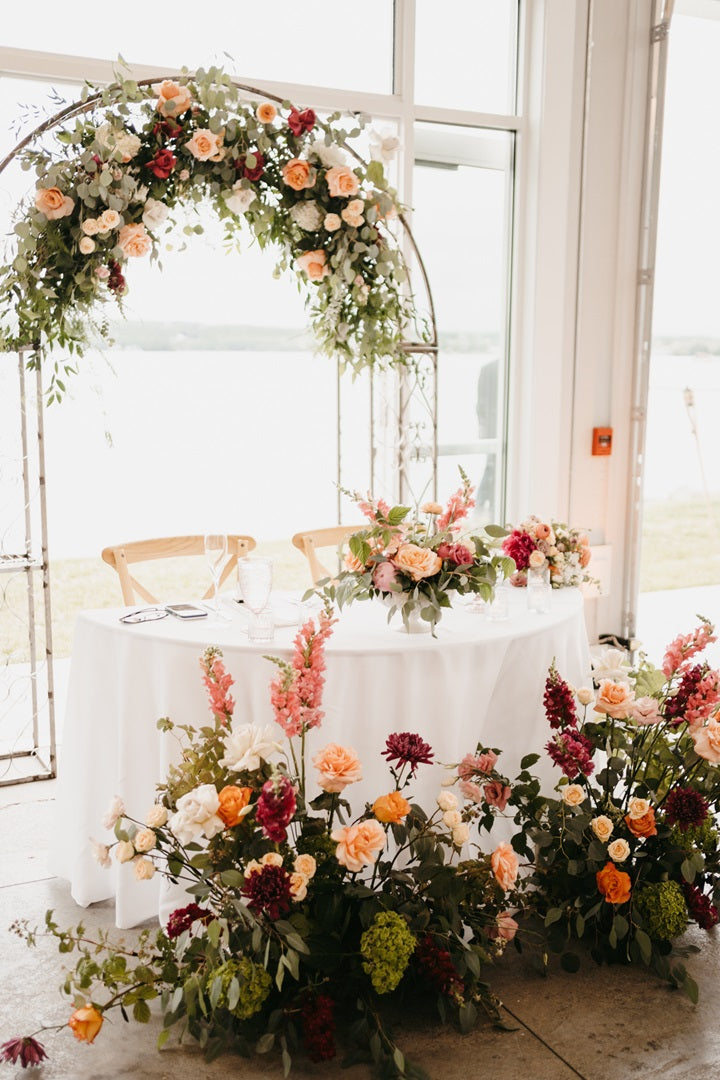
left=291, top=525, right=363, bottom=585
left=101, top=534, right=256, bottom=605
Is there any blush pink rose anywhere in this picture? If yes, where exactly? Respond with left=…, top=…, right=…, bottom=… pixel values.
left=489, top=912, right=519, bottom=941
left=458, top=779, right=484, bottom=804
left=594, top=679, right=635, bottom=719
left=35, top=187, right=74, bottom=220
left=457, top=750, right=498, bottom=779
left=372, top=561, right=398, bottom=592
left=483, top=780, right=511, bottom=811
left=118, top=223, right=151, bottom=258
left=491, top=841, right=519, bottom=892
left=393, top=543, right=442, bottom=581
left=185, top=129, right=224, bottom=161
left=312, top=743, right=363, bottom=792
left=630, top=696, right=662, bottom=726
left=325, top=165, right=360, bottom=198
left=692, top=717, right=720, bottom=763
left=331, top=819, right=386, bottom=872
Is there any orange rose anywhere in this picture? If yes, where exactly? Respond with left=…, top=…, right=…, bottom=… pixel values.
left=156, top=80, right=192, bottom=117
left=282, top=158, right=314, bottom=191
left=312, top=743, right=363, bottom=792
left=393, top=543, right=442, bottom=582
left=68, top=1005, right=103, bottom=1044
left=490, top=841, right=519, bottom=892
left=256, top=102, right=277, bottom=123
left=373, top=791, right=411, bottom=824
left=596, top=861, right=632, bottom=904
left=296, top=249, right=329, bottom=281
left=534, top=522, right=552, bottom=540
left=594, top=679, right=635, bottom=719
left=35, top=186, right=74, bottom=220
left=624, top=808, right=657, bottom=838
left=217, top=785, right=252, bottom=827
left=186, top=129, right=224, bottom=162
left=118, top=223, right=151, bottom=258
left=325, top=165, right=360, bottom=198
left=331, top=819, right=386, bottom=872
left=580, top=545, right=592, bottom=568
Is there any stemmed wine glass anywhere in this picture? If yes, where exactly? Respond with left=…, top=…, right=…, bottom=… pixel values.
left=237, top=557, right=274, bottom=642
left=204, top=533, right=228, bottom=621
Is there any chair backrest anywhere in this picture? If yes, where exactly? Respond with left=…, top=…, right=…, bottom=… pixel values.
left=291, top=525, right=363, bottom=585
left=101, top=534, right=256, bottom=605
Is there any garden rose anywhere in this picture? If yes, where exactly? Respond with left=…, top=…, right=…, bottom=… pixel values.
left=220, top=722, right=282, bottom=772
left=372, top=791, right=411, bottom=824
left=490, top=841, right=519, bottom=891
left=141, top=197, right=168, bottom=230
left=596, top=861, right=632, bottom=904
left=296, top=249, right=329, bottom=281
left=483, top=780, right=511, bottom=811
left=224, top=183, right=257, bottom=215
left=458, top=750, right=498, bottom=778
left=692, top=716, right=720, bottom=763
left=217, top=785, right=252, bottom=827
left=562, top=784, right=586, bottom=806
left=436, top=791, right=458, bottom=811
left=68, top=1005, right=103, bottom=1044
left=576, top=687, right=595, bottom=706
left=34, top=186, right=74, bottom=220
left=341, top=198, right=364, bottom=227
left=90, top=839, right=111, bottom=869
left=256, top=102, right=277, bottom=123
left=372, top=561, right=398, bottom=592
left=625, top=808, right=657, bottom=838
left=607, top=838, right=631, bottom=863
left=594, top=679, right=635, bottom=718
left=96, top=123, right=141, bottom=162
left=289, top=871, right=308, bottom=901
left=186, top=128, right=224, bottom=161
left=442, top=810, right=462, bottom=828
left=294, top=854, right=317, bottom=879
left=156, top=80, right=192, bottom=117
left=627, top=797, right=651, bottom=820
left=629, top=696, right=662, bottom=725
left=421, top=502, right=443, bottom=515
left=118, top=223, right=151, bottom=258
left=98, top=209, right=122, bottom=232
left=591, top=815, right=614, bottom=842
left=451, top=823, right=470, bottom=846
left=282, top=158, right=314, bottom=191
left=492, top=912, right=519, bottom=941
left=79, top=236, right=95, bottom=254
left=145, top=804, right=168, bottom=828
left=343, top=551, right=365, bottom=572
left=133, top=857, right=155, bottom=880
left=168, top=784, right=224, bottom=845
left=146, top=148, right=176, bottom=178
left=324, top=213, right=341, bottom=231
left=81, top=217, right=99, bottom=235
left=393, top=543, right=442, bottom=581
left=528, top=550, right=547, bottom=569
left=325, top=165, right=360, bottom=197
left=458, top=779, right=484, bottom=803
left=332, top=819, right=386, bottom=872
left=102, top=794, right=125, bottom=828
left=313, top=743, right=363, bottom=792
left=114, top=840, right=135, bottom=863
left=133, top=828, right=156, bottom=853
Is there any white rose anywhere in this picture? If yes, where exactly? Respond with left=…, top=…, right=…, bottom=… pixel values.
left=608, top=838, right=631, bottom=863
left=590, top=815, right=614, bottom=843
left=102, top=795, right=126, bottom=829
left=591, top=647, right=631, bottom=680
left=141, top=198, right=169, bottom=230
left=443, top=809, right=462, bottom=828
left=436, top=791, right=458, bottom=812
left=220, top=722, right=282, bottom=773
left=90, top=838, right=111, bottom=869
left=133, top=857, right=156, bottom=881
left=168, top=783, right=224, bottom=845
left=133, top=828, right=156, bottom=853
left=114, top=131, right=141, bottom=162
left=576, top=687, right=595, bottom=706
left=81, top=218, right=99, bottom=236
left=290, top=200, right=324, bottom=231
left=115, top=840, right=135, bottom=863
left=308, top=139, right=347, bottom=168
left=145, top=804, right=168, bottom=828
left=224, top=182, right=257, bottom=216
left=369, top=128, right=400, bottom=163
left=561, top=784, right=586, bottom=807
left=452, top=823, right=470, bottom=846
left=79, top=236, right=95, bottom=254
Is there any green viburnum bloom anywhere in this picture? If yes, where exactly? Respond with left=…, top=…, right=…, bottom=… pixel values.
left=635, top=880, right=689, bottom=942
left=207, top=957, right=272, bottom=1020
left=669, top=819, right=718, bottom=856
left=360, top=911, right=416, bottom=994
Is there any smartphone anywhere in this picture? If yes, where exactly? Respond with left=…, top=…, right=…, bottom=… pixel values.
left=165, top=603, right=208, bottom=619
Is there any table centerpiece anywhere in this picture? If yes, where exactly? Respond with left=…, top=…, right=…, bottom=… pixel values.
left=501, top=516, right=594, bottom=589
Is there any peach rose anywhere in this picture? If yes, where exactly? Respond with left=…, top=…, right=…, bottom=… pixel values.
left=325, top=165, right=360, bottom=198
left=145, top=804, right=168, bottom=828
left=294, top=853, right=317, bottom=879
left=282, top=158, right=314, bottom=191
left=627, top=797, right=651, bottom=820
left=79, top=236, right=95, bottom=254
left=331, top=819, right=386, bottom=872
left=115, top=840, right=134, bottom=863
left=580, top=546, right=592, bottom=568
left=490, top=912, right=519, bottom=941
left=692, top=716, right=720, bottom=763
left=312, top=743, right=363, bottom=792
left=186, top=128, right=224, bottom=161
left=594, top=679, right=635, bottom=719
left=289, top=871, right=308, bottom=901
left=256, top=102, right=277, bottom=123
left=590, top=815, right=614, bottom=843
left=625, top=808, right=657, bottom=838
left=372, top=790, right=411, bottom=824
left=133, top=828, right=156, bottom=853
left=490, top=841, right=519, bottom=891
left=562, top=784, right=586, bottom=807
left=296, top=249, right=329, bottom=281
left=528, top=550, right=547, bottom=569
left=341, top=198, right=364, bottom=227
left=393, top=543, right=442, bottom=581
left=35, top=186, right=74, bottom=220
left=133, top=856, right=155, bottom=880
left=421, top=502, right=443, bottom=515
left=68, top=1004, right=103, bottom=1044
left=118, top=222, right=151, bottom=258
left=156, top=80, right=192, bottom=117
left=607, top=838, right=630, bottom=863
left=81, top=217, right=99, bottom=235
left=343, top=551, right=365, bottom=572
left=324, top=213, right=341, bottom=231
left=596, top=861, right=632, bottom=904
left=534, top=523, right=552, bottom=540
left=217, top=785, right=252, bottom=827
left=98, top=209, right=122, bottom=232
left=261, top=852, right=284, bottom=867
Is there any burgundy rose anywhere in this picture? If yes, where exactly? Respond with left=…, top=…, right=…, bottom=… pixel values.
left=287, top=107, right=316, bottom=136
left=437, top=542, right=474, bottom=566
left=0, top=1037, right=48, bottom=1068
left=152, top=118, right=183, bottom=140
left=235, top=151, right=265, bottom=182
left=146, top=148, right=176, bottom=179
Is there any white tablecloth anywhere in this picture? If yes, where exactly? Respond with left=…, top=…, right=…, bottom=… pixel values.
left=51, top=589, right=591, bottom=927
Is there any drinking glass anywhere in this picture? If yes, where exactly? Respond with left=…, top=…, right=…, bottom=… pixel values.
left=204, top=533, right=228, bottom=620
left=237, top=557, right=274, bottom=642
left=527, top=564, right=552, bottom=614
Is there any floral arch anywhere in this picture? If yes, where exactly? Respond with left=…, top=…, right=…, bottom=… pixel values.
left=0, top=66, right=437, bottom=409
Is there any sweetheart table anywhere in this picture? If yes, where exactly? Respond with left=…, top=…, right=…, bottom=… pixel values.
left=51, top=589, right=591, bottom=927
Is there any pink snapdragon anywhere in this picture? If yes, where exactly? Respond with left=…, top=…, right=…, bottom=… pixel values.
left=200, top=647, right=235, bottom=726
left=662, top=619, right=717, bottom=678
left=355, top=491, right=392, bottom=523
left=269, top=608, right=337, bottom=738
left=436, top=474, right=475, bottom=531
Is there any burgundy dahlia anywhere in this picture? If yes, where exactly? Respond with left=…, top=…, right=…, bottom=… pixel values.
left=0, top=1036, right=48, bottom=1068
left=382, top=731, right=434, bottom=776
left=415, top=935, right=464, bottom=1000
left=665, top=786, right=709, bottom=831
left=546, top=729, right=595, bottom=779
left=501, top=530, right=537, bottom=572
left=255, top=775, right=297, bottom=843
left=242, top=863, right=292, bottom=920
left=166, top=902, right=211, bottom=940
left=683, top=882, right=720, bottom=930
left=301, top=993, right=336, bottom=1062
left=543, top=662, right=579, bottom=730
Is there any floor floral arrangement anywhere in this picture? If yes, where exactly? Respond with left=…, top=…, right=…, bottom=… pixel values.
left=7, top=604, right=524, bottom=1078
left=326, top=469, right=513, bottom=634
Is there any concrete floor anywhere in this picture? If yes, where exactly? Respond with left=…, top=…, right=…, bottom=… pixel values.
left=1, top=781, right=719, bottom=1080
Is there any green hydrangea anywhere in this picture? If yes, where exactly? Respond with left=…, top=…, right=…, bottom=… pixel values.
left=669, top=819, right=717, bottom=856
left=360, top=911, right=416, bottom=994
left=206, top=957, right=272, bottom=1020
left=635, top=880, right=688, bottom=942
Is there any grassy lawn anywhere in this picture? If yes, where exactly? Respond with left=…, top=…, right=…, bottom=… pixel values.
left=639, top=497, right=720, bottom=592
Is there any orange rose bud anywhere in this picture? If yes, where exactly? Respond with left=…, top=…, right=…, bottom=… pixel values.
left=68, top=1004, right=103, bottom=1044
left=372, top=791, right=411, bottom=824
left=217, top=785, right=252, bottom=827
left=596, top=861, right=632, bottom=905
left=624, top=808, right=657, bottom=838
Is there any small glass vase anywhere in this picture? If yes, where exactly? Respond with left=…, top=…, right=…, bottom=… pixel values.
left=527, top=565, right=551, bottom=614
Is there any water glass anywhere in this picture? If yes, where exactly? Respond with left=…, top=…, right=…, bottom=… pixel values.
left=527, top=565, right=552, bottom=614
left=487, top=584, right=510, bottom=622
left=237, top=557, right=274, bottom=642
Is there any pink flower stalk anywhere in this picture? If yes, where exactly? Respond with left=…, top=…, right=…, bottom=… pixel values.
left=268, top=609, right=337, bottom=738
left=436, top=476, right=475, bottom=531
left=684, top=669, right=720, bottom=729
left=662, top=619, right=717, bottom=678
left=200, top=647, right=235, bottom=726
left=355, top=491, right=392, bottom=523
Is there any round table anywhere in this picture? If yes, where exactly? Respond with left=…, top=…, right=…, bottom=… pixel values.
left=52, top=588, right=591, bottom=927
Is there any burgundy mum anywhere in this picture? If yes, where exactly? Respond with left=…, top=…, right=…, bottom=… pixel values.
left=382, top=732, right=434, bottom=776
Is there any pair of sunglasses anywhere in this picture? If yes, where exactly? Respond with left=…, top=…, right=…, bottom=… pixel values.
left=119, top=607, right=169, bottom=624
